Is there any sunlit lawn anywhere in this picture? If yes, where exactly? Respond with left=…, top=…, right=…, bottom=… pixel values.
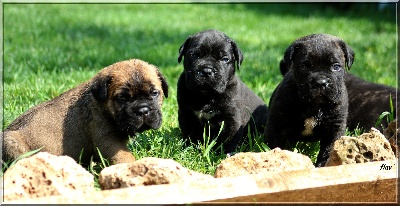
left=3, top=3, right=397, bottom=176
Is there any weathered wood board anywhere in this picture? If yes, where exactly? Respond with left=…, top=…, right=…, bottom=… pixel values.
left=4, top=160, right=398, bottom=204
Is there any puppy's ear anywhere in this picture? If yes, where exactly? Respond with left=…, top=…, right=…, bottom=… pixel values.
left=230, top=40, right=244, bottom=70
left=339, top=41, right=355, bottom=70
left=279, top=59, right=289, bottom=76
left=157, top=69, right=169, bottom=98
left=178, top=36, right=192, bottom=63
left=282, top=43, right=297, bottom=68
left=90, top=75, right=112, bottom=102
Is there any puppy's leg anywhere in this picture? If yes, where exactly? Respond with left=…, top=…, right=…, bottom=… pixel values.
left=316, top=140, right=334, bottom=167
left=94, top=137, right=136, bottom=164
left=178, top=110, right=205, bottom=146
left=265, top=126, right=298, bottom=151
left=218, top=111, right=244, bottom=153
left=264, top=110, right=299, bottom=151
left=315, top=122, right=346, bottom=167
left=222, top=125, right=243, bottom=153
left=109, top=147, right=136, bottom=164
left=2, top=131, right=31, bottom=162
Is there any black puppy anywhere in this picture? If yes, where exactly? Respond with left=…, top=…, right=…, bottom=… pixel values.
left=265, top=34, right=354, bottom=167
left=343, top=74, right=398, bottom=132
left=177, top=29, right=268, bottom=153
left=280, top=44, right=398, bottom=133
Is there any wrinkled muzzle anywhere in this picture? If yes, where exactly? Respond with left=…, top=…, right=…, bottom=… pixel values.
left=116, top=102, right=162, bottom=136
left=298, top=74, right=341, bottom=104
left=184, top=65, right=227, bottom=94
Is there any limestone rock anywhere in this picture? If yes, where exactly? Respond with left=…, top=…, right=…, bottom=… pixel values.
left=3, top=152, right=94, bottom=201
left=214, top=148, right=315, bottom=178
left=383, top=118, right=399, bottom=157
left=99, top=157, right=212, bottom=190
left=325, top=128, right=396, bottom=167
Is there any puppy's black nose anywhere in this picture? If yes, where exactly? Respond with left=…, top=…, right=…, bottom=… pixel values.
left=315, top=78, right=330, bottom=88
left=136, top=107, right=150, bottom=116
left=198, top=67, right=213, bottom=77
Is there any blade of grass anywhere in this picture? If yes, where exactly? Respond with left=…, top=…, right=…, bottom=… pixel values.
left=6, top=147, right=44, bottom=169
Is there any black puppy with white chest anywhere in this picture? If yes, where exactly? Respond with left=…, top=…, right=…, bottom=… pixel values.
left=265, top=34, right=354, bottom=167
left=177, top=30, right=268, bottom=153
left=279, top=42, right=398, bottom=134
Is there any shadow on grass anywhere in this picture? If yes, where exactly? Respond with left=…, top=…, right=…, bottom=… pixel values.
left=52, top=24, right=191, bottom=71
left=240, top=3, right=396, bottom=23
left=4, top=3, right=396, bottom=81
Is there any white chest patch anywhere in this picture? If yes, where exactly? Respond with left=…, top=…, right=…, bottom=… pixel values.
left=302, top=117, right=317, bottom=136
left=194, top=110, right=215, bottom=121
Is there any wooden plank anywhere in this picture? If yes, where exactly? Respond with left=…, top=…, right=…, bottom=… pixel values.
left=214, top=178, right=396, bottom=203
left=5, top=160, right=398, bottom=204
left=208, top=160, right=398, bottom=203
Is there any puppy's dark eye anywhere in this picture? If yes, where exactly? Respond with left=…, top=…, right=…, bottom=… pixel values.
left=221, top=57, right=230, bottom=63
left=115, top=95, right=129, bottom=103
left=332, top=64, right=342, bottom=72
left=298, top=64, right=307, bottom=72
left=188, top=52, right=197, bottom=59
left=150, top=90, right=160, bottom=98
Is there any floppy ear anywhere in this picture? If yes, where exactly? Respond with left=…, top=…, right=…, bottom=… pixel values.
left=157, top=69, right=169, bottom=98
left=279, top=59, right=289, bottom=76
left=282, top=43, right=296, bottom=68
left=230, top=39, right=244, bottom=70
left=280, top=40, right=300, bottom=76
left=282, top=42, right=305, bottom=71
left=339, top=41, right=355, bottom=70
left=178, top=36, right=192, bottom=63
left=90, top=75, right=111, bottom=102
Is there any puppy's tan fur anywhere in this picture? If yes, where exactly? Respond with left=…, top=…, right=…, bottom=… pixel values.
left=2, top=59, right=168, bottom=164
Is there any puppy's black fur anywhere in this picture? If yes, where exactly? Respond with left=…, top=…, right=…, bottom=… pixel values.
left=280, top=44, right=398, bottom=133
left=177, top=29, right=268, bottom=153
left=345, top=74, right=398, bottom=131
left=265, top=34, right=354, bottom=167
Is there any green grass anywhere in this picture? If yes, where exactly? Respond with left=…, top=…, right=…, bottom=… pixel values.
left=2, top=3, right=397, bottom=178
